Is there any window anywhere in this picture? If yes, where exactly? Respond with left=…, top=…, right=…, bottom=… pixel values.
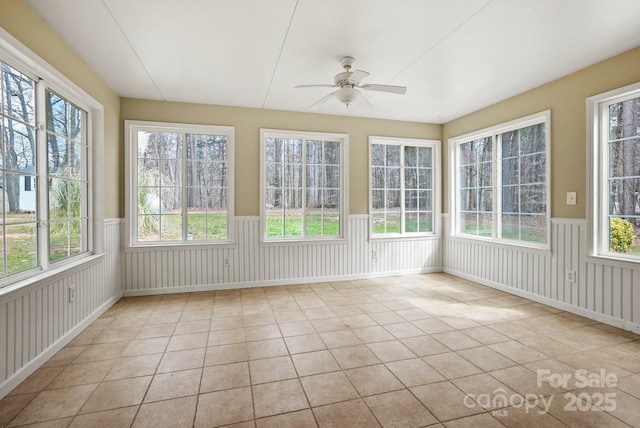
left=260, top=129, right=348, bottom=241
left=0, top=52, right=94, bottom=287
left=588, top=83, right=640, bottom=259
left=126, top=121, right=234, bottom=246
left=369, top=137, right=440, bottom=237
left=450, top=111, right=550, bottom=247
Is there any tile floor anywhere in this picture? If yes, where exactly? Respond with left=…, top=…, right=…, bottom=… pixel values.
left=1, top=273, right=640, bottom=427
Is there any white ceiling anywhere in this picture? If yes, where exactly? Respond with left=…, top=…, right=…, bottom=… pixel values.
left=25, top=0, right=640, bottom=123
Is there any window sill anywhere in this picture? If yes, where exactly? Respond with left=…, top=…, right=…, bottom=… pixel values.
left=260, top=237, right=349, bottom=247
left=369, top=234, right=440, bottom=242
left=125, top=241, right=237, bottom=252
left=585, top=254, right=640, bottom=269
left=449, top=235, right=551, bottom=256
left=0, top=253, right=104, bottom=304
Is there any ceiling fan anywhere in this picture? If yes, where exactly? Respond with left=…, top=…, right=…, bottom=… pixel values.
left=294, top=56, right=407, bottom=110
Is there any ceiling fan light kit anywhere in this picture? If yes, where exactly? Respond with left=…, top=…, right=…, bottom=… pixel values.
left=295, top=56, right=407, bottom=110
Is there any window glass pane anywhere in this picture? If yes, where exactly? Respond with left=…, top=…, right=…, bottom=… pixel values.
left=404, top=146, right=417, bottom=167
left=418, top=168, right=431, bottom=189
left=520, top=184, right=545, bottom=213
left=609, top=97, right=640, bottom=140
left=406, top=212, right=418, bottom=232
left=478, top=214, right=493, bottom=236
left=324, top=141, right=340, bottom=165
left=404, top=168, right=417, bottom=189
left=460, top=213, right=477, bottom=235
left=460, top=189, right=477, bottom=212
left=386, top=190, right=401, bottom=209
left=160, top=215, right=182, bottom=240
left=306, top=140, right=322, bottom=164
left=386, top=168, right=400, bottom=189
left=4, top=119, right=36, bottom=172
left=306, top=165, right=322, bottom=189
left=520, top=215, right=546, bottom=243
left=3, top=64, right=35, bottom=125
left=386, top=145, right=400, bottom=167
left=609, top=139, right=640, bottom=178
left=161, top=187, right=181, bottom=213
left=418, top=147, right=431, bottom=167
left=386, top=212, right=401, bottom=233
left=478, top=189, right=492, bottom=212
left=501, top=186, right=519, bottom=214
left=49, top=221, right=68, bottom=262
left=265, top=137, right=281, bottom=163
left=520, top=153, right=545, bottom=184
left=284, top=139, right=302, bottom=163
left=419, top=212, right=432, bottom=232
left=460, top=165, right=477, bottom=188
left=323, top=209, right=340, bottom=235
left=283, top=214, right=302, bottom=237
left=501, top=214, right=520, bottom=240
left=266, top=213, right=283, bottom=238
left=405, top=190, right=417, bottom=210
left=324, top=166, right=340, bottom=188
left=479, top=162, right=492, bottom=187
left=305, top=211, right=323, bottom=236
left=69, top=219, right=82, bottom=256
left=372, top=167, right=385, bottom=189
left=371, top=213, right=385, bottom=234
left=371, top=144, right=385, bottom=166
left=265, top=188, right=282, bottom=211
left=501, top=158, right=519, bottom=186
left=284, top=164, right=303, bottom=188
left=501, top=130, right=519, bottom=158
left=419, top=190, right=431, bottom=211
left=520, top=123, right=545, bottom=154
left=372, top=190, right=385, bottom=210
left=46, top=91, right=67, bottom=135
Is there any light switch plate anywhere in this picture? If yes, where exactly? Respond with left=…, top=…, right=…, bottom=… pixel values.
left=566, top=192, right=577, bottom=205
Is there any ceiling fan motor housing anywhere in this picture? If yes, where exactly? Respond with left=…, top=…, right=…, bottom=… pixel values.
left=335, top=72, right=358, bottom=87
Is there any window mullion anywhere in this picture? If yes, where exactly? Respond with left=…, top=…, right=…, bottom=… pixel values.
left=495, top=135, right=501, bottom=240
left=400, top=144, right=405, bottom=234
left=36, top=81, right=48, bottom=270
left=182, top=132, right=188, bottom=241
left=301, top=139, right=307, bottom=238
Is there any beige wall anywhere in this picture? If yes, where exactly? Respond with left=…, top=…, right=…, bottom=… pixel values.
left=120, top=99, right=441, bottom=216
left=443, top=46, right=640, bottom=218
left=0, top=0, right=121, bottom=219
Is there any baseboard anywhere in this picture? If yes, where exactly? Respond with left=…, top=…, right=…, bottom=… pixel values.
left=0, top=292, right=122, bottom=400
left=444, top=267, right=640, bottom=335
left=122, top=267, right=443, bottom=296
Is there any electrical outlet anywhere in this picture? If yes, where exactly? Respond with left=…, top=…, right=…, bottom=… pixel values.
left=372, top=250, right=378, bottom=259
left=69, top=285, right=76, bottom=303
left=566, top=270, right=576, bottom=283
left=223, top=257, right=231, bottom=267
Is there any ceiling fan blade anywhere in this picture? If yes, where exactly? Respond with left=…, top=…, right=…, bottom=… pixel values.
left=309, top=91, right=337, bottom=110
left=347, top=69, right=370, bottom=83
left=294, top=84, right=338, bottom=89
left=359, top=84, right=407, bottom=95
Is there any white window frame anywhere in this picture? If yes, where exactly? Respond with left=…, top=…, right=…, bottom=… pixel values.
left=368, top=136, right=441, bottom=240
left=587, top=82, right=640, bottom=264
left=449, top=110, right=551, bottom=250
left=0, top=27, right=103, bottom=293
left=259, top=128, right=349, bottom=244
left=125, top=120, right=235, bottom=248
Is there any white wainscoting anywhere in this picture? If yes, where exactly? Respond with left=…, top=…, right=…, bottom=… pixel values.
left=444, top=216, right=640, bottom=333
left=0, top=219, right=123, bottom=398
left=123, top=215, right=442, bottom=294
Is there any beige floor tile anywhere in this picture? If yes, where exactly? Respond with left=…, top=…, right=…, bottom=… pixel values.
left=300, top=372, right=359, bottom=407
left=602, top=389, right=640, bottom=426
left=255, top=409, right=316, bottom=428
left=252, top=379, right=309, bottom=418
left=489, top=341, right=549, bottom=364
left=365, top=389, right=437, bottom=427
left=73, top=342, right=130, bottom=363
left=245, top=324, right=281, bottom=341
left=194, top=387, right=254, bottom=427
left=411, top=381, right=483, bottom=422
left=157, top=348, right=205, bottom=373
left=133, top=396, right=196, bottom=428
left=42, top=347, right=86, bottom=368
left=617, top=374, right=640, bottom=398
left=382, top=322, right=425, bottom=339
left=14, top=416, right=73, bottom=427
left=69, top=406, right=138, bottom=428
left=291, top=350, right=340, bottom=377
left=443, top=412, right=504, bottom=427
left=439, top=316, right=482, bottom=330
left=10, top=384, right=97, bottom=426
left=304, top=307, right=336, bottom=320
left=80, top=376, right=151, bottom=414
left=319, top=330, right=362, bottom=348
left=166, top=332, right=209, bottom=352
left=330, top=345, right=381, bottom=369
left=104, top=354, right=162, bottom=380
left=452, top=373, right=520, bottom=410
left=201, top=363, right=250, bottom=393
left=121, top=337, right=169, bottom=357
left=395, top=308, right=431, bottom=322
left=457, top=346, right=518, bottom=371
left=367, top=340, right=416, bottom=362
left=310, top=317, right=348, bottom=333
left=496, top=403, right=567, bottom=428
left=9, top=367, right=64, bottom=396
left=490, top=366, right=562, bottom=396
left=312, top=399, right=380, bottom=427
left=519, top=335, right=579, bottom=357
left=174, top=320, right=211, bottom=335
left=246, top=338, right=288, bottom=360
left=274, top=310, right=307, bottom=323
left=400, top=336, right=450, bottom=357
left=145, top=311, right=181, bottom=326
left=278, top=320, right=315, bottom=337
left=0, top=393, right=38, bottom=426
left=210, top=316, right=244, bottom=331
left=208, top=328, right=246, bottom=346
left=330, top=305, right=364, bottom=317
left=180, top=309, right=212, bottom=322
left=205, top=343, right=248, bottom=366
left=352, top=326, right=395, bottom=343
left=369, top=311, right=406, bottom=325
left=345, top=364, right=404, bottom=396
left=423, top=352, right=482, bottom=380
left=135, top=323, right=176, bottom=339
left=543, top=392, right=628, bottom=428
left=144, top=368, right=202, bottom=402
left=46, top=360, right=115, bottom=389
left=340, top=314, right=377, bottom=328
left=285, top=334, right=327, bottom=354
left=411, top=318, right=456, bottom=335
left=431, top=331, right=482, bottom=351
left=460, top=326, right=510, bottom=345
left=386, top=358, right=445, bottom=387
left=94, top=327, right=140, bottom=344
left=249, top=356, right=297, bottom=384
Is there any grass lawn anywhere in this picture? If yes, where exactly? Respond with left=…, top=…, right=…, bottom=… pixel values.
left=266, top=213, right=339, bottom=238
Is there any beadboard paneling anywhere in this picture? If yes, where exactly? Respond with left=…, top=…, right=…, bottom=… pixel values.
left=444, top=217, right=640, bottom=333
left=0, top=220, right=122, bottom=398
left=123, top=216, right=442, bottom=294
